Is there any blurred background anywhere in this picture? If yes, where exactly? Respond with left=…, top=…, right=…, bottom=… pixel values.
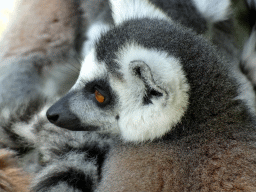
left=0, top=0, right=18, bottom=38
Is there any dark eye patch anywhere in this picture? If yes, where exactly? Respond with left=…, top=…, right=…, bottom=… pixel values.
left=83, top=79, right=114, bottom=108
left=84, top=79, right=107, bottom=93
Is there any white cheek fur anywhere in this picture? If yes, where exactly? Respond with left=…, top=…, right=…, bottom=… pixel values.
left=110, top=43, right=189, bottom=142
left=71, top=49, right=108, bottom=91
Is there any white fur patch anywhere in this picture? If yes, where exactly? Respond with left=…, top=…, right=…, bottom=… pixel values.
left=72, top=49, right=108, bottom=91
left=42, top=60, right=80, bottom=98
left=192, top=0, right=231, bottom=22
left=82, top=21, right=111, bottom=58
left=0, top=107, right=11, bottom=122
left=242, top=30, right=256, bottom=61
left=13, top=121, right=37, bottom=144
left=111, top=43, right=190, bottom=142
left=109, top=0, right=172, bottom=25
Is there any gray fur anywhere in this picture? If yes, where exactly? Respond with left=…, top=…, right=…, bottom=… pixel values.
left=1, top=101, right=114, bottom=190
left=31, top=152, right=98, bottom=192
left=29, top=130, right=114, bottom=191
left=149, top=0, right=207, bottom=34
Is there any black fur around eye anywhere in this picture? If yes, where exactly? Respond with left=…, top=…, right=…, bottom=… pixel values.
left=83, top=79, right=113, bottom=107
left=84, top=80, right=107, bottom=93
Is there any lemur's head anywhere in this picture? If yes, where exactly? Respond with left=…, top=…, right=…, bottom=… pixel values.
left=47, top=0, right=236, bottom=142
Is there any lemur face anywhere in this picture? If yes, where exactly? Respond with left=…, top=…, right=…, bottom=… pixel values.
left=47, top=41, right=189, bottom=142
left=46, top=0, right=191, bottom=142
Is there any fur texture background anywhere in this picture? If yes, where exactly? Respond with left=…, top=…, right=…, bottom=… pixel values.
left=0, top=0, right=256, bottom=191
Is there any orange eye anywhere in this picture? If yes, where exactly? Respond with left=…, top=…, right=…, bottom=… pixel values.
left=95, top=90, right=105, bottom=103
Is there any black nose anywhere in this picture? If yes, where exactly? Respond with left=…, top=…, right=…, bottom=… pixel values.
left=46, top=110, right=60, bottom=124
left=46, top=93, right=83, bottom=131
left=46, top=111, right=59, bottom=124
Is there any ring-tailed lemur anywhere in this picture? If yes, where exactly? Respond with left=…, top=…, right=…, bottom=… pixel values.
left=27, top=0, right=256, bottom=191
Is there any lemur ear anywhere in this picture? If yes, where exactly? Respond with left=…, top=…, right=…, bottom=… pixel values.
left=129, top=60, right=166, bottom=105
left=109, top=0, right=171, bottom=25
